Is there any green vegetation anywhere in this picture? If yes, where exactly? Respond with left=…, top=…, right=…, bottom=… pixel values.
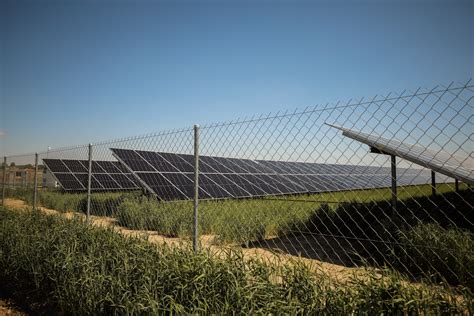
left=4, top=183, right=473, bottom=289
left=0, top=208, right=471, bottom=315
left=399, top=223, right=474, bottom=288
left=117, top=196, right=314, bottom=244
left=3, top=187, right=34, bottom=203
left=286, top=189, right=473, bottom=288
left=36, top=190, right=87, bottom=212
left=116, top=197, right=194, bottom=237
left=113, top=184, right=474, bottom=289
left=4, top=187, right=138, bottom=215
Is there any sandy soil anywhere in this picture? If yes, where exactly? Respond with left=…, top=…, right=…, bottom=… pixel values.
left=3, top=198, right=375, bottom=282
left=0, top=299, right=25, bottom=316
left=2, top=199, right=27, bottom=209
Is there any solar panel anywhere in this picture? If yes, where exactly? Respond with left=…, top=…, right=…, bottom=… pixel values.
left=111, top=148, right=434, bottom=201
left=327, top=124, right=474, bottom=185
left=42, top=159, right=140, bottom=191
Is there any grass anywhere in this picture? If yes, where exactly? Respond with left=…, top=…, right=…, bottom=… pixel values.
left=7, top=184, right=466, bottom=241
left=4, top=187, right=139, bottom=215
left=115, top=183, right=469, bottom=242
left=114, top=183, right=473, bottom=289
left=5, top=183, right=473, bottom=289
left=284, top=189, right=473, bottom=288
left=116, top=196, right=194, bottom=237
left=399, top=223, right=474, bottom=288
left=3, top=187, right=34, bottom=204
left=0, top=207, right=471, bottom=314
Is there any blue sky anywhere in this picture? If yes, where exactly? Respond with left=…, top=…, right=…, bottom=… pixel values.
left=0, top=0, right=472, bottom=156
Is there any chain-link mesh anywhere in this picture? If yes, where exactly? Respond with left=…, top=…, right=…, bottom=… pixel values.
left=1, top=81, right=472, bottom=292
left=196, top=81, right=473, bottom=289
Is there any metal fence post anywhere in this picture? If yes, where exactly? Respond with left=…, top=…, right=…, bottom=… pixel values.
left=193, top=125, right=200, bottom=252
left=33, top=153, right=39, bottom=211
left=86, top=143, right=93, bottom=223
left=431, top=171, right=436, bottom=196
left=391, top=155, right=397, bottom=213
left=1, top=156, right=6, bottom=206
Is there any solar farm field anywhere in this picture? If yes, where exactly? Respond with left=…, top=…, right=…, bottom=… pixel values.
left=1, top=82, right=472, bottom=314
left=1, top=182, right=472, bottom=314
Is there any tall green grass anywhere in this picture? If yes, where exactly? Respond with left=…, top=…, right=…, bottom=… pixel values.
left=38, top=190, right=140, bottom=215
left=398, top=223, right=474, bottom=289
left=285, top=189, right=474, bottom=289
left=116, top=196, right=315, bottom=244
left=0, top=207, right=471, bottom=315
left=115, top=184, right=470, bottom=243
left=3, top=187, right=34, bottom=204
left=5, top=184, right=472, bottom=289
left=116, top=196, right=194, bottom=236
left=5, top=188, right=139, bottom=215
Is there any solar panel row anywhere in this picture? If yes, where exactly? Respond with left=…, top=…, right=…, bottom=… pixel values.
left=328, top=124, right=474, bottom=185
left=111, top=148, right=433, bottom=201
left=42, top=159, right=139, bottom=191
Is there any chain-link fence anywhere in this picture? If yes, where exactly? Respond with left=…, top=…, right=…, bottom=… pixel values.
left=1, top=81, right=473, bottom=291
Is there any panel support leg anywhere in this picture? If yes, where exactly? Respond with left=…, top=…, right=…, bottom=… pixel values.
left=455, top=179, right=459, bottom=192
left=431, top=171, right=436, bottom=196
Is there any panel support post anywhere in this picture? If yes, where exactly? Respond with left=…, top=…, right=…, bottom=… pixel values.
left=390, top=155, right=397, bottom=214
left=455, top=179, right=459, bottom=192
left=193, top=124, right=200, bottom=252
left=431, top=171, right=436, bottom=196
left=33, top=153, right=39, bottom=211
left=2, top=156, right=6, bottom=206
left=86, top=144, right=93, bottom=223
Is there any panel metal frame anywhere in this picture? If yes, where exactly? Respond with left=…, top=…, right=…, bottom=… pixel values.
left=327, top=124, right=473, bottom=185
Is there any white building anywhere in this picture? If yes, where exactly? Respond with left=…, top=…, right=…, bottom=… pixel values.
left=42, top=168, right=59, bottom=188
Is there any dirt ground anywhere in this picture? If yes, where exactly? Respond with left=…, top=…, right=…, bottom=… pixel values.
left=3, top=198, right=375, bottom=283
left=0, top=299, right=25, bottom=316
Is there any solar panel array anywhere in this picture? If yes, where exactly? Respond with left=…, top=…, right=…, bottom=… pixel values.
left=42, top=159, right=140, bottom=191
left=328, top=124, right=473, bottom=185
left=111, top=148, right=433, bottom=201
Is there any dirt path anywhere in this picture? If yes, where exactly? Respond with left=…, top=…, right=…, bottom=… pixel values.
left=0, top=299, right=25, bottom=316
left=3, top=198, right=373, bottom=282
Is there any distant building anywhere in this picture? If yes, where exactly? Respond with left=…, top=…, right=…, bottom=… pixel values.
left=0, top=165, right=59, bottom=189
left=4, top=166, right=41, bottom=188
